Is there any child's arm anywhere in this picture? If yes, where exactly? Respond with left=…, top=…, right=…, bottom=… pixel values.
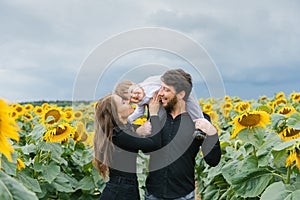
left=186, top=94, right=204, bottom=120
left=128, top=105, right=146, bottom=124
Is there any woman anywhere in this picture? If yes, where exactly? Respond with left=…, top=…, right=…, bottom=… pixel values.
left=93, top=93, right=161, bottom=200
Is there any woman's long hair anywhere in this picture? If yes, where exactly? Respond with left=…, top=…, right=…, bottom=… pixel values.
left=93, top=94, right=119, bottom=179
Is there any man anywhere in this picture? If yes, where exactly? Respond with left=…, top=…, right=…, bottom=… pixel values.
left=145, top=69, right=221, bottom=200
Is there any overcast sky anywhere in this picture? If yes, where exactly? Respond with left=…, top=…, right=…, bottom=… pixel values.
left=0, top=0, right=299, bottom=103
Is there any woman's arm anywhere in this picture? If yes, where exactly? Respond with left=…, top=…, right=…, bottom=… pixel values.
left=112, top=127, right=161, bottom=152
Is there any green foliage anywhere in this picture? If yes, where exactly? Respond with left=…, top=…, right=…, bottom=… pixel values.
left=1, top=113, right=104, bottom=199
left=2, top=95, right=300, bottom=199
left=196, top=96, right=300, bottom=199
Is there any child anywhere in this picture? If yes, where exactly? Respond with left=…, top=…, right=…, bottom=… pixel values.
left=114, top=74, right=206, bottom=139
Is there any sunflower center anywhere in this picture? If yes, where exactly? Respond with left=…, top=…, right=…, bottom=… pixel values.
left=16, top=107, right=23, bottom=112
left=45, top=110, right=61, bottom=124
left=286, top=128, right=300, bottom=137
left=239, top=113, right=261, bottom=127
left=280, top=108, right=291, bottom=115
left=56, top=126, right=67, bottom=135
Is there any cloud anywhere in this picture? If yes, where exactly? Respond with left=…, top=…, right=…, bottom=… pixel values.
left=0, top=0, right=299, bottom=102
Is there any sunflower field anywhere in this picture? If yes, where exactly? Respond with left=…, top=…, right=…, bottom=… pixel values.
left=1, top=91, right=300, bottom=200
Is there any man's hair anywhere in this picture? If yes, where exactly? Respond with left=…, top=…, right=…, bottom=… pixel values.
left=161, top=69, right=192, bottom=101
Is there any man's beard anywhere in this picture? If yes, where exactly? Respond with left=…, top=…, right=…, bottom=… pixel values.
left=164, top=95, right=178, bottom=113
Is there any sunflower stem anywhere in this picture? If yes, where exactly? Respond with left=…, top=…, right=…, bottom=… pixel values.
left=285, top=166, right=291, bottom=184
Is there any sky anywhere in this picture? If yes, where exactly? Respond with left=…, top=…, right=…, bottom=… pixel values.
left=0, top=0, right=299, bottom=103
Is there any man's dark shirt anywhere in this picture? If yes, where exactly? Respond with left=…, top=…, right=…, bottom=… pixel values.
left=146, top=112, right=221, bottom=199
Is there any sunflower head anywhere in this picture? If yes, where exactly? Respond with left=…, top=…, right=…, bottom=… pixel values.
left=34, top=106, right=43, bottom=115
left=273, top=98, right=288, bottom=108
left=255, top=105, right=273, bottom=114
left=259, top=95, right=268, bottom=102
left=73, top=110, right=83, bottom=120
left=278, top=127, right=300, bottom=141
left=234, top=102, right=251, bottom=113
left=74, top=121, right=85, bottom=141
left=275, top=92, right=285, bottom=100
left=17, top=158, right=26, bottom=171
left=22, top=113, right=33, bottom=122
left=290, top=92, right=300, bottom=102
left=0, top=99, right=20, bottom=162
left=224, top=95, right=231, bottom=101
left=14, top=104, right=24, bottom=115
left=222, top=102, right=233, bottom=117
left=41, top=107, right=63, bottom=125
left=9, top=110, right=19, bottom=119
left=63, top=110, right=74, bottom=122
left=277, top=106, right=296, bottom=116
left=43, top=122, right=75, bottom=143
left=286, top=148, right=300, bottom=170
left=230, top=110, right=271, bottom=139
left=24, top=104, right=34, bottom=112
left=203, top=103, right=212, bottom=113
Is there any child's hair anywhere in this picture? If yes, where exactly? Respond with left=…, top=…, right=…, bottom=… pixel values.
left=114, top=80, right=135, bottom=100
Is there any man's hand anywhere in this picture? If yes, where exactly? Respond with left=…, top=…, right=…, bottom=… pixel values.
left=136, top=121, right=152, bottom=136
left=149, top=92, right=160, bottom=116
left=194, top=118, right=217, bottom=136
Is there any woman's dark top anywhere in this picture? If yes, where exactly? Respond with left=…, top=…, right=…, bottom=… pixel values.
left=100, top=116, right=161, bottom=200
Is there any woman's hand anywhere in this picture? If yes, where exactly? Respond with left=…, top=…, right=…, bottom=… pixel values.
left=194, top=118, right=217, bottom=136
left=136, top=121, right=152, bottom=136
left=149, top=92, right=160, bottom=116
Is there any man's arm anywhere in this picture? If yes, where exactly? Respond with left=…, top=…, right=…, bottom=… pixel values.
left=196, top=113, right=221, bottom=167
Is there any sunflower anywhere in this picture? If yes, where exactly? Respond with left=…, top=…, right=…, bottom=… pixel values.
left=24, top=104, right=34, bottom=112
left=221, top=102, right=233, bottom=117
left=255, top=105, right=273, bottom=114
left=43, top=122, right=75, bottom=143
left=74, top=121, right=85, bottom=141
left=33, top=106, right=43, bottom=115
left=9, top=110, right=19, bottom=120
left=278, top=127, right=300, bottom=141
left=73, top=110, right=83, bottom=120
left=275, top=92, right=285, bottom=99
left=82, top=132, right=94, bottom=146
left=224, top=95, right=231, bottom=101
left=290, top=92, right=300, bottom=102
left=277, top=106, right=296, bottom=116
left=259, top=95, right=268, bottom=101
left=63, top=110, right=74, bottom=122
left=198, top=98, right=204, bottom=107
left=17, top=158, right=26, bottom=171
left=41, top=107, right=63, bottom=125
left=286, top=149, right=300, bottom=169
left=230, top=110, right=271, bottom=139
left=273, top=98, right=287, bottom=108
left=14, top=104, right=24, bottom=116
left=234, top=101, right=251, bottom=113
left=203, top=103, right=212, bottom=113
left=207, top=110, right=219, bottom=123
left=0, top=99, right=20, bottom=162
left=22, top=113, right=33, bottom=122
left=42, top=103, right=50, bottom=110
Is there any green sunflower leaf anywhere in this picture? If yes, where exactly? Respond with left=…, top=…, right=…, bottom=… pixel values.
left=0, top=171, right=38, bottom=200
left=286, top=113, right=300, bottom=129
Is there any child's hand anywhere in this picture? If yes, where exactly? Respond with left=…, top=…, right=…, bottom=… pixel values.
left=194, top=118, right=217, bottom=136
left=136, top=121, right=152, bottom=136
left=149, top=92, right=160, bottom=116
